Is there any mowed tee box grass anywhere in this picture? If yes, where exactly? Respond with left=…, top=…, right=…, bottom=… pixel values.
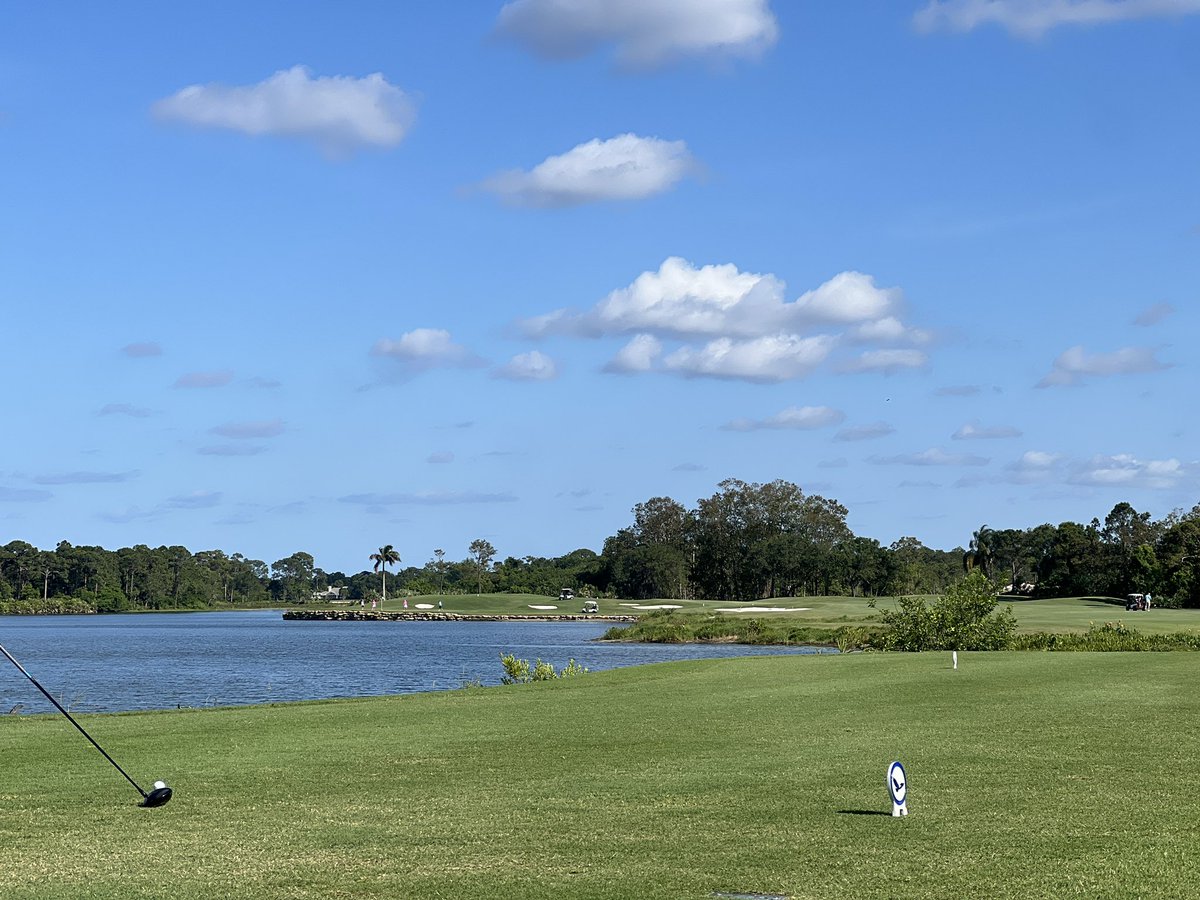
left=2, top=650, right=1199, bottom=899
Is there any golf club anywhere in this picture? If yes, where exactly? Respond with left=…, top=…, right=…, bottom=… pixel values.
left=0, top=641, right=173, bottom=808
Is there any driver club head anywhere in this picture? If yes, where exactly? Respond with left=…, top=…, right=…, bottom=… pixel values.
left=140, top=782, right=173, bottom=808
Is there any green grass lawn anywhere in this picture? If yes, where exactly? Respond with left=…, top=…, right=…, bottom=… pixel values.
left=996, top=595, right=1200, bottom=634
left=364, top=591, right=1200, bottom=637
left=3, top=652, right=1199, bottom=898
left=377, top=592, right=593, bottom=615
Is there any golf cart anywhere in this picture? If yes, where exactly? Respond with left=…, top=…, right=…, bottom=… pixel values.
left=581, top=600, right=599, bottom=614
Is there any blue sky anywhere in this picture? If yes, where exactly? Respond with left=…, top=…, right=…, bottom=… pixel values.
left=2, top=0, right=1197, bottom=573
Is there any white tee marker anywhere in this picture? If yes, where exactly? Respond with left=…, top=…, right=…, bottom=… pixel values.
left=888, top=761, right=908, bottom=817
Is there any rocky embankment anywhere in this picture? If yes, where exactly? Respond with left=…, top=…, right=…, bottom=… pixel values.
left=283, top=609, right=639, bottom=623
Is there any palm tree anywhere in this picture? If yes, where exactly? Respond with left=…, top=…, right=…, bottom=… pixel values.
left=963, top=525, right=994, bottom=577
left=369, top=545, right=401, bottom=605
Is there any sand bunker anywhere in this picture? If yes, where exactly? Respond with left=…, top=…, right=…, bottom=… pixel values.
left=630, top=604, right=683, bottom=610
left=721, top=606, right=811, bottom=613
left=527, top=604, right=559, bottom=610
left=414, top=603, right=435, bottom=609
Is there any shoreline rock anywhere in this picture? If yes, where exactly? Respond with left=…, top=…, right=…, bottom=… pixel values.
left=282, top=609, right=639, bottom=623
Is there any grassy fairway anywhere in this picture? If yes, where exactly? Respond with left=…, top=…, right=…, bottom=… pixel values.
left=380, top=592, right=596, bottom=615
left=364, top=591, right=1200, bottom=638
left=3, top=653, right=1200, bottom=899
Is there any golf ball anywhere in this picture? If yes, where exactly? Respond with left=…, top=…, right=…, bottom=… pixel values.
left=153, top=781, right=167, bottom=790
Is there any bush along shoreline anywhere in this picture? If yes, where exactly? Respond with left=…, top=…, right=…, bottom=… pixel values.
left=604, top=574, right=1200, bottom=652
left=0, top=597, right=97, bottom=615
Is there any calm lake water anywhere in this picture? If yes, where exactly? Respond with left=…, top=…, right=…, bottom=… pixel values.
left=0, top=610, right=829, bottom=714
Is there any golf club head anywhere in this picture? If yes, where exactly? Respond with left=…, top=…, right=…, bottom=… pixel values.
left=140, top=785, right=173, bottom=808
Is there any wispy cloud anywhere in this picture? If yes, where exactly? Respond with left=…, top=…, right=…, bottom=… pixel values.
left=952, top=422, right=1022, bottom=440
left=835, top=422, right=895, bottom=442
left=914, top=0, right=1200, bottom=39
left=1133, top=302, right=1175, bottom=326
left=209, top=419, right=285, bottom=439
left=32, top=471, right=137, bottom=485
left=935, top=385, right=982, bottom=397
left=480, top=134, right=698, bottom=207
left=99, top=403, right=155, bottom=418
left=723, top=405, right=845, bottom=431
left=164, top=490, right=222, bottom=510
left=1037, top=345, right=1170, bottom=387
left=198, top=444, right=267, bottom=457
left=175, top=370, right=234, bottom=389
left=427, top=451, right=455, bottom=464
left=153, top=65, right=415, bottom=157
left=870, top=447, right=990, bottom=467
left=339, top=490, right=518, bottom=506
left=121, top=342, right=162, bottom=358
left=495, top=0, right=778, bottom=67
left=840, top=348, right=928, bottom=374
left=0, top=487, right=53, bottom=502
left=99, top=490, right=223, bottom=523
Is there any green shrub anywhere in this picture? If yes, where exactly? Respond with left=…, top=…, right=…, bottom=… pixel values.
left=878, top=572, right=1017, bottom=651
left=500, top=653, right=589, bottom=684
left=1013, top=622, right=1200, bottom=651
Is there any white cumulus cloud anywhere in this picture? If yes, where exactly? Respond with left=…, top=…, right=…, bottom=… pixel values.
left=495, top=350, right=559, bottom=381
left=372, top=329, right=481, bottom=371
left=848, top=317, right=930, bottom=345
left=1037, top=345, right=1170, bottom=387
left=525, top=258, right=902, bottom=340
left=604, top=334, right=663, bottom=373
left=914, top=0, right=1200, bottom=39
left=482, top=134, right=697, bottom=207
left=153, top=65, right=416, bottom=156
left=495, top=0, right=779, bottom=67
left=793, top=271, right=901, bottom=325
left=724, top=405, right=845, bottom=431
left=665, top=335, right=836, bottom=382
left=1069, top=454, right=1191, bottom=489
left=524, top=257, right=925, bottom=383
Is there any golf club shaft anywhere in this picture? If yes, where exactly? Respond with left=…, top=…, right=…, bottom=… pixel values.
left=0, top=642, right=148, bottom=798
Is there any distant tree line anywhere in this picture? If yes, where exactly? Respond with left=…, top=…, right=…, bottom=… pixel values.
left=1, top=479, right=1198, bottom=611
left=597, top=482, right=1200, bottom=607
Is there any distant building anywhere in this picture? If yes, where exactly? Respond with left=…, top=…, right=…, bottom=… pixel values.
left=311, top=585, right=347, bottom=603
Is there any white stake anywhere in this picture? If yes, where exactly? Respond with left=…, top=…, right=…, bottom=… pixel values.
left=952, top=650, right=958, bottom=670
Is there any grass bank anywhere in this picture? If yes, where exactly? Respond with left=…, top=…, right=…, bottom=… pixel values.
left=2, top=652, right=1199, bottom=898
left=602, top=595, right=1200, bottom=647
